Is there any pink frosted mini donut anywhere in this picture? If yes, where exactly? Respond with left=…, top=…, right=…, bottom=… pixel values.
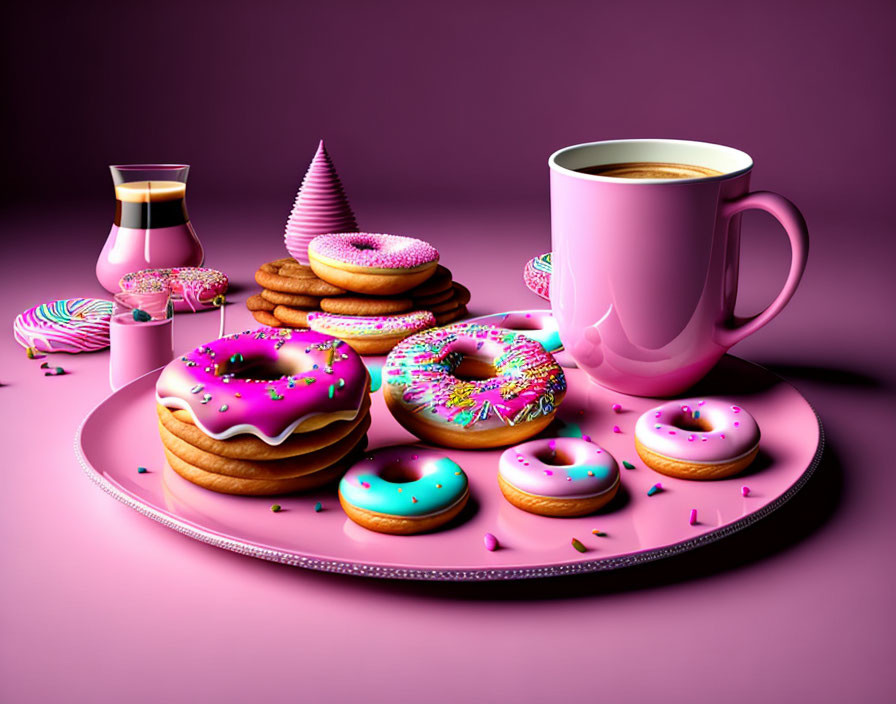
left=383, top=323, right=567, bottom=449
left=308, top=233, right=439, bottom=295
left=635, top=399, right=761, bottom=480
left=307, top=310, right=436, bottom=355
left=523, top=252, right=551, bottom=301
left=13, top=298, right=113, bottom=353
left=498, top=437, right=620, bottom=516
left=156, top=327, right=369, bottom=444
left=338, top=447, right=470, bottom=534
left=119, top=267, right=228, bottom=312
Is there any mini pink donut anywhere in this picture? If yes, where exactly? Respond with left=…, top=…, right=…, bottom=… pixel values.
left=634, top=399, right=761, bottom=480
left=498, top=437, right=620, bottom=516
left=523, top=252, right=551, bottom=301
left=308, top=233, right=440, bottom=295
left=119, top=267, right=229, bottom=312
left=307, top=310, right=436, bottom=355
left=383, top=323, right=567, bottom=449
left=156, top=327, right=369, bottom=444
left=13, top=298, right=113, bottom=353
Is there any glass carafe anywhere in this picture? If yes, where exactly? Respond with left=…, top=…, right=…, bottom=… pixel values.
left=96, top=164, right=204, bottom=292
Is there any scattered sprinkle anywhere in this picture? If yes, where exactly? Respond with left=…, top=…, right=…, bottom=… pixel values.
left=484, top=533, right=499, bottom=551
left=137, top=466, right=148, bottom=474
left=229, top=353, right=244, bottom=364
left=268, top=389, right=284, bottom=400
left=592, top=529, right=606, bottom=536
left=742, top=486, right=751, bottom=497
left=40, top=362, right=49, bottom=369
left=270, top=504, right=282, bottom=513
left=582, top=434, right=592, bottom=443
left=328, top=384, right=335, bottom=399
left=622, top=460, right=635, bottom=469
left=612, top=403, right=622, bottom=413
left=571, top=538, right=586, bottom=553
left=411, top=496, right=418, bottom=503
left=689, top=509, right=698, bottom=525
left=218, top=404, right=229, bottom=412
left=612, top=425, right=621, bottom=433
left=26, top=347, right=42, bottom=359
left=132, top=308, right=152, bottom=322
left=314, top=501, right=322, bottom=512
left=44, top=366, right=66, bottom=376
left=647, top=483, right=663, bottom=496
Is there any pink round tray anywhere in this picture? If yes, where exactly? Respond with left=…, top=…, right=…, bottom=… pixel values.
left=74, top=355, right=822, bottom=581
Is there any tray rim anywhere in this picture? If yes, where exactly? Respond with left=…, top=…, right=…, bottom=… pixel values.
left=73, top=360, right=824, bottom=581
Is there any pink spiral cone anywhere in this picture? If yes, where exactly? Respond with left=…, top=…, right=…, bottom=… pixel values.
left=284, top=140, right=359, bottom=264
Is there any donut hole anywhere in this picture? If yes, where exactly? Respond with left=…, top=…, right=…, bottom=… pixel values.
left=671, top=414, right=714, bottom=432
left=453, top=355, right=497, bottom=382
left=534, top=448, right=575, bottom=466
left=225, top=357, right=298, bottom=381
left=379, top=462, right=423, bottom=483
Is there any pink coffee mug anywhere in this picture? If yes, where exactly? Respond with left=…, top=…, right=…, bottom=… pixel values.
left=549, top=139, right=808, bottom=397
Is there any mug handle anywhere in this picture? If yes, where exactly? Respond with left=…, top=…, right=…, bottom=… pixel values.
left=716, top=191, right=809, bottom=348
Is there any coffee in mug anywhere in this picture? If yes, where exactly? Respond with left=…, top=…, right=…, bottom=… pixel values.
left=549, top=139, right=808, bottom=397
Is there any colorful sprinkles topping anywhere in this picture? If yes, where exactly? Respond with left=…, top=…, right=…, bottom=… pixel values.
left=309, top=232, right=439, bottom=270
left=307, top=310, right=436, bottom=339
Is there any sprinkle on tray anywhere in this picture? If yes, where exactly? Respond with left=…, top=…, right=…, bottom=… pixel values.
left=742, top=486, right=751, bottom=497
left=689, top=509, right=698, bottom=525
left=484, top=533, right=499, bottom=552
left=314, top=501, right=323, bottom=512
left=647, top=483, right=663, bottom=496
left=622, top=460, right=635, bottom=469
left=137, top=466, right=148, bottom=474
left=571, top=538, right=587, bottom=553
left=44, top=366, right=66, bottom=376
left=270, top=504, right=282, bottom=513
left=612, top=425, right=621, bottom=434
left=612, top=403, right=622, bottom=413
left=591, top=529, right=606, bottom=537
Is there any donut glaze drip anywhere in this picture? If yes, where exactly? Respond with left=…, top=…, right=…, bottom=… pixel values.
left=339, top=448, right=468, bottom=517
left=309, top=233, right=439, bottom=270
left=383, top=323, right=566, bottom=430
left=156, top=327, right=368, bottom=444
left=13, top=298, right=113, bottom=353
left=499, top=437, right=619, bottom=499
left=634, top=399, right=760, bottom=463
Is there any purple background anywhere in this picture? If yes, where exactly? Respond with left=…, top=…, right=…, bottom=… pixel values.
left=3, top=1, right=896, bottom=703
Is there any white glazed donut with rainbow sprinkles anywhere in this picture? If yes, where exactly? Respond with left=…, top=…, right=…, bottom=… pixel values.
left=634, top=398, right=760, bottom=480
left=13, top=298, right=113, bottom=353
left=307, top=310, right=436, bottom=355
left=383, top=322, right=566, bottom=449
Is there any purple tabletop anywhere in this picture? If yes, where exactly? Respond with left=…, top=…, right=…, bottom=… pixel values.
left=1, top=198, right=893, bottom=703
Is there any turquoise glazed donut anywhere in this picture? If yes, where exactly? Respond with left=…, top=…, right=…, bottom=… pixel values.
left=338, top=447, right=470, bottom=534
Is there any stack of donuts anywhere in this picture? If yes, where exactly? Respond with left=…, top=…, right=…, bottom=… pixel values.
left=246, top=233, right=470, bottom=354
left=155, top=327, right=372, bottom=496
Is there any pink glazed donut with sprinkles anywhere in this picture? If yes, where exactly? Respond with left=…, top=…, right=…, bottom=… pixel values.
left=307, top=233, right=439, bottom=295
left=383, top=323, right=566, bottom=449
left=634, top=399, right=761, bottom=480
left=120, top=267, right=229, bottom=312
left=156, top=327, right=369, bottom=445
left=499, top=437, right=620, bottom=516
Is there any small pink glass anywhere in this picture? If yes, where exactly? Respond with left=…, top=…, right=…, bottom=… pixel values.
left=96, top=164, right=203, bottom=293
left=109, top=290, right=174, bottom=391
